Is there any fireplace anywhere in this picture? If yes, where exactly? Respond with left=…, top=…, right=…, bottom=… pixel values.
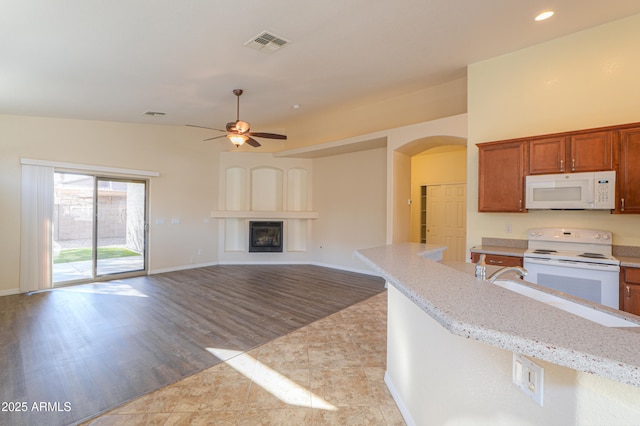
left=249, top=221, right=283, bottom=252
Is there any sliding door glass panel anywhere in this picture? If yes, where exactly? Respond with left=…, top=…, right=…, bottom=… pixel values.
left=96, top=178, right=146, bottom=276
left=53, top=173, right=95, bottom=284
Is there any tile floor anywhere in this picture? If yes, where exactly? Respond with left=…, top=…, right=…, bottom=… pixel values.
left=86, top=291, right=406, bottom=425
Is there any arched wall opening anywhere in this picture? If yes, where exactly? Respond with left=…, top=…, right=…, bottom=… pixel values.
left=385, top=115, right=467, bottom=261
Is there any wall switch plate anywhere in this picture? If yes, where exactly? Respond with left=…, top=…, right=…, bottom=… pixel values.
left=156, top=218, right=165, bottom=225
left=512, top=353, right=544, bottom=406
left=171, top=218, right=180, bottom=225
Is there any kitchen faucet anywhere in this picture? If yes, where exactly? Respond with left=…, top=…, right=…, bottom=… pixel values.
left=487, top=266, right=528, bottom=283
left=475, top=254, right=487, bottom=279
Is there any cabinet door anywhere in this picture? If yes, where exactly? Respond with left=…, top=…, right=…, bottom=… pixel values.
left=617, top=127, right=640, bottom=214
left=528, top=137, right=566, bottom=174
left=471, top=253, right=522, bottom=267
left=570, top=131, right=613, bottom=172
left=623, top=285, right=640, bottom=316
left=478, top=141, right=526, bottom=212
left=620, top=268, right=640, bottom=314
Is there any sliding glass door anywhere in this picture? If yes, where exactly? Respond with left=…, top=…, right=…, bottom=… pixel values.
left=53, top=173, right=147, bottom=285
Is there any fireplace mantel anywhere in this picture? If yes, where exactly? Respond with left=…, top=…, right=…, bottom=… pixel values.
left=210, top=211, right=318, bottom=219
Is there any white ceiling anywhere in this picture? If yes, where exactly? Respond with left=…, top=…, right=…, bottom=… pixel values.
left=3, top=1, right=640, bottom=132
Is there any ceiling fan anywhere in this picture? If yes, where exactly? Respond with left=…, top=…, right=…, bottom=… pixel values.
left=187, top=89, right=287, bottom=148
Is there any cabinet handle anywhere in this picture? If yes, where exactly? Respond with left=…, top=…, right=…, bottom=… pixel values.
left=621, top=198, right=625, bottom=211
left=627, top=285, right=631, bottom=298
left=560, top=159, right=564, bottom=172
left=571, top=158, right=575, bottom=172
left=519, top=199, right=522, bottom=212
left=488, top=259, right=504, bottom=265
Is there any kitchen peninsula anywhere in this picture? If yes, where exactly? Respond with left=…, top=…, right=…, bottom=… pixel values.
left=355, top=242, right=640, bottom=426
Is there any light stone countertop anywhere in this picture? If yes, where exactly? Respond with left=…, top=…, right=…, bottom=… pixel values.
left=618, top=255, right=640, bottom=268
left=355, top=242, right=640, bottom=388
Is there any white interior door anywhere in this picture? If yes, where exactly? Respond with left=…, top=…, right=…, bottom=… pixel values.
left=425, top=184, right=466, bottom=262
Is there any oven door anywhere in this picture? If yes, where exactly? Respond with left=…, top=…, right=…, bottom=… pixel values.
left=523, top=257, right=620, bottom=309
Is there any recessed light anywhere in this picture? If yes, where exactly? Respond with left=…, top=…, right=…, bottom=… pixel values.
left=535, top=11, right=554, bottom=21
left=292, top=104, right=301, bottom=110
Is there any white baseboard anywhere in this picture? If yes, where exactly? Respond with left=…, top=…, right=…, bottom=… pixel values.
left=0, top=288, right=21, bottom=297
left=384, top=371, right=415, bottom=426
left=149, top=261, right=219, bottom=275
left=310, top=261, right=382, bottom=277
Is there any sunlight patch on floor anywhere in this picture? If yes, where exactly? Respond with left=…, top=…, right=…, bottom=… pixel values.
left=56, top=282, right=148, bottom=297
left=207, top=347, right=337, bottom=411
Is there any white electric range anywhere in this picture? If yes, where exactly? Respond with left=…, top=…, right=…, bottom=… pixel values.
left=523, top=228, right=620, bottom=309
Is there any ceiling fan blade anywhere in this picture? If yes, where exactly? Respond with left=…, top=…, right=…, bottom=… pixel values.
left=245, top=137, right=261, bottom=148
left=226, top=122, right=237, bottom=132
left=203, top=135, right=227, bottom=141
left=186, top=124, right=226, bottom=132
left=248, top=132, right=287, bottom=140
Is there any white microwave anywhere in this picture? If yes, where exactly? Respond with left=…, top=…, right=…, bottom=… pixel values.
left=525, top=171, right=615, bottom=210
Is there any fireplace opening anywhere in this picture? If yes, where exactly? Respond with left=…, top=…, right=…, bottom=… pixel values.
left=249, top=221, right=283, bottom=252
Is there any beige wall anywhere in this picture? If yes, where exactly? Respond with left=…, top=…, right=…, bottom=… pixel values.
left=467, top=14, right=640, bottom=251
left=283, top=77, right=467, bottom=150
left=0, top=114, right=222, bottom=294
left=312, top=147, right=387, bottom=272
left=410, top=147, right=467, bottom=241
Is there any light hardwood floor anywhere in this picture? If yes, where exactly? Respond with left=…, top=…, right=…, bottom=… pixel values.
left=0, top=265, right=385, bottom=426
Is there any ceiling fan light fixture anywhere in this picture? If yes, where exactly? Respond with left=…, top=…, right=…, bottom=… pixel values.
left=235, top=120, right=250, bottom=133
left=228, top=134, right=248, bottom=147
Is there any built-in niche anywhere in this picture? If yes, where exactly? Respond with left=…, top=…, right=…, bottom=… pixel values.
left=214, top=156, right=316, bottom=255
left=251, top=167, right=283, bottom=211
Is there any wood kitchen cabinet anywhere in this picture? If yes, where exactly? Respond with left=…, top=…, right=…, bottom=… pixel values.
left=477, top=140, right=526, bottom=212
left=528, top=136, right=567, bottom=175
left=471, top=252, right=523, bottom=267
left=616, top=127, right=640, bottom=214
left=620, top=267, right=640, bottom=315
left=528, top=131, right=613, bottom=175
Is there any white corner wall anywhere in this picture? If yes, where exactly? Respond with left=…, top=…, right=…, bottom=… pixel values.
left=467, top=13, right=640, bottom=250
left=312, top=147, right=387, bottom=273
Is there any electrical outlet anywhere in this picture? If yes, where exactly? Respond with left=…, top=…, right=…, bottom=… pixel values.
left=512, top=353, right=544, bottom=406
left=505, top=223, right=512, bottom=233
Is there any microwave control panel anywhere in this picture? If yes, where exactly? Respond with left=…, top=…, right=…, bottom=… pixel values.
left=594, top=171, right=615, bottom=207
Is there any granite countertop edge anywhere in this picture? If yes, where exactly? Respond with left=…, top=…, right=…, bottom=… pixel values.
left=355, top=242, right=640, bottom=388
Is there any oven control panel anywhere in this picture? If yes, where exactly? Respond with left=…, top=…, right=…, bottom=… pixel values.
left=528, top=228, right=612, bottom=244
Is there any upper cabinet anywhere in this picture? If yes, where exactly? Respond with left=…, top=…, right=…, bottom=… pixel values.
left=528, top=131, right=613, bottom=175
left=570, top=131, right=613, bottom=172
left=478, top=121, right=640, bottom=213
left=617, top=127, right=640, bottom=214
left=528, top=136, right=567, bottom=174
left=477, top=140, right=526, bottom=213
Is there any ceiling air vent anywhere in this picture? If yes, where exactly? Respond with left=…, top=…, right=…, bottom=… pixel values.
left=244, top=31, right=291, bottom=54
